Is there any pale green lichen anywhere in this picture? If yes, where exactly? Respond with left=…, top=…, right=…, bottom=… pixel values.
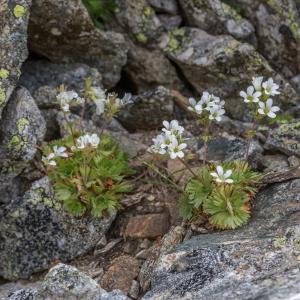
left=273, top=236, right=287, bottom=249
left=7, top=135, right=24, bottom=153
left=17, top=118, right=30, bottom=134
left=0, top=69, right=9, bottom=79
left=13, top=4, right=26, bottom=18
left=136, top=33, right=148, bottom=43
left=143, top=6, right=152, bottom=18
left=166, top=28, right=186, bottom=54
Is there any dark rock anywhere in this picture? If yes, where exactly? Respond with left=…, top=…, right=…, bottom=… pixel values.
left=148, top=0, right=179, bottom=15
left=0, top=177, right=116, bottom=280
left=144, top=179, right=300, bottom=299
left=28, top=0, right=127, bottom=88
left=158, top=15, right=183, bottom=31
left=0, top=0, right=31, bottom=116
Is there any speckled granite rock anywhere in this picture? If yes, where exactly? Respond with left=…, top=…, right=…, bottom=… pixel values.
left=162, top=27, right=298, bottom=120
left=0, top=177, right=116, bottom=280
left=0, top=87, right=46, bottom=204
left=28, top=0, right=127, bottom=88
left=117, top=86, right=174, bottom=130
left=144, top=179, right=300, bottom=299
left=178, top=0, right=255, bottom=42
left=6, top=264, right=130, bottom=300
left=0, top=0, right=31, bottom=116
left=265, top=120, right=300, bottom=157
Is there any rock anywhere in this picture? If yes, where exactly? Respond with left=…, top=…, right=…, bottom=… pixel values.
left=224, top=0, right=300, bottom=79
left=148, top=0, right=179, bottom=15
left=28, top=0, right=127, bottom=88
left=0, top=87, right=46, bottom=204
left=0, top=281, right=41, bottom=300
left=143, top=179, right=300, bottom=299
left=6, top=264, right=130, bottom=300
left=0, top=177, right=116, bottom=280
left=196, top=134, right=263, bottom=168
left=101, top=255, right=140, bottom=295
left=113, top=0, right=163, bottom=45
left=0, top=0, right=31, bottom=117
left=261, top=154, right=289, bottom=172
left=19, top=60, right=103, bottom=102
left=178, top=0, right=255, bottom=42
left=158, top=14, right=183, bottom=31
left=124, top=214, right=169, bottom=238
left=265, top=120, right=300, bottom=157
left=128, top=280, right=140, bottom=299
left=125, top=43, right=183, bottom=92
left=117, top=86, right=174, bottom=131
left=162, top=27, right=298, bottom=120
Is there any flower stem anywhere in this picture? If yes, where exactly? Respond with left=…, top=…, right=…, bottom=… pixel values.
left=80, top=97, right=87, bottom=131
left=244, top=119, right=257, bottom=164
left=203, top=121, right=210, bottom=166
left=63, top=112, right=76, bottom=145
left=177, top=157, right=202, bottom=182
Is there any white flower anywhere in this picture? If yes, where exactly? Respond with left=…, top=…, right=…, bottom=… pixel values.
left=76, top=133, right=100, bottom=149
left=149, top=134, right=166, bottom=154
left=168, top=139, right=187, bottom=159
left=258, top=99, right=280, bottom=118
left=60, top=101, right=70, bottom=112
left=188, top=97, right=203, bottom=115
left=57, top=90, right=82, bottom=112
left=240, top=86, right=261, bottom=103
left=161, top=133, right=177, bottom=149
left=92, top=87, right=107, bottom=115
left=53, top=146, right=68, bottom=158
left=42, top=153, right=56, bottom=166
left=208, top=105, right=225, bottom=122
left=252, top=76, right=263, bottom=91
left=210, top=166, right=234, bottom=184
left=262, top=78, right=280, bottom=96
left=162, top=120, right=184, bottom=136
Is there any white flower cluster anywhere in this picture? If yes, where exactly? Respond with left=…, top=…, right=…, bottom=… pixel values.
left=75, top=133, right=100, bottom=149
left=92, top=86, right=133, bottom=116
left=188, top=92, right=225, bottom=122
left=57, top=91, right=83, bottom=112
left=240, top=77, right=280, bottom=118
left=42, top=146, right=68, bottom=166
left=149, top=120, right=187, bottom=159
left=210, top=166, right=234, bottom=184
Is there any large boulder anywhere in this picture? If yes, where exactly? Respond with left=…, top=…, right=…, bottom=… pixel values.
left=0, top=87, right=46, bottom=204
left=162, top=27, right=298, bottom=120
left=0, top=177, right=116, bottom=280
left=28, top=0, right=127, bottom=88
left=0, top=0, right=31, bottom=117
left=6, top=264, right=130, bottom=300
left=143, top=179, right=300, bottom=299
left=178, top=0, right=255, bottom=42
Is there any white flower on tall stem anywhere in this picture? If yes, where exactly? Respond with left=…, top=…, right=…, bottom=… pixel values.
left=258, top=99, right=280, bottom=118
left=42, top=153, right=56, bottom=167
left=53, top=146, right=68, bottom=158
left=92, top=87, right=107, bottom=115
left=76, top=133, right=100, bottom=149
left=162, top=120, right=184, bottom=136
left=262, top=78, right=280, bottom=96
left=168, top=138, right=187, bottom=159
left=149, top=134, right=166, bottom=154
left=57, top=90, right=82, bottom=112
left=240, top=86, right=261, bottom=103
left=210, top=166, right=234, bottom=184
left=208, top=105, right=225, bottom=122
left=161, top=133, right=177, bottom=149
left=252, top=76, right=263, bottom=92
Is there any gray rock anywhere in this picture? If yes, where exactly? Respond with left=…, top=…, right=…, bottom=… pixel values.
left=225, top=0, right=300, bottom=79
left=162, top=27, right=298, bottom=120
left=125, top=43, right=183, bottom=93
left=0, top=87, right=46, bottom=204
left=28, top=0, right=127, bottom=88
left=265, top=120, right=300, bottom=157
left=20, top=60, right=103, bottom=99
left=0, top=177, right=116, bottom=280
left=6, top=264, right=129, bottom=300
left=148, top=0, right=179, bottom=15
left=0, top=0, right=31, bottom=117
left=178, top=0, right=255, bottom=42
left=117, top=86, right=174, bottom=130
left=144, top=179, right=300, bottom=299
left=158, top=15, right=182, bottom=31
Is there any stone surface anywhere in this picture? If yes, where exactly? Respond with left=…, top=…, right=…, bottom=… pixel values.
left=265, top=120, right=300, bottom=157
left=162, top=27, right=298, bottom=120
left=144, top=179, right=300, bottom=299
left=0, top=87, right=46, bottom=204
left=101, top=255, right=140, bottom=295
left=0, top=0, right=31, bottom=116
left=148, top=0, right=179, bottom=15
left=0, top=177, right=116, bottom=280
left=124, top=214, right=169, bottom=238
left=6, top=264, right=130, bottom=300
left=28, top=0, right=127, bottom=88
left=179, top=0, right=255, bottom=42
left=117, top=86, right=174, bottom=131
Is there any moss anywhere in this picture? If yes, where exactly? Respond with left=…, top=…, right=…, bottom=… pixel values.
left=0, top=69, right=9, bottom=79
left=136, top=33, right=148, bottom=43
left=13, top=4, right=26, bottom=18
left=17, top=118, right=30, bottom=134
